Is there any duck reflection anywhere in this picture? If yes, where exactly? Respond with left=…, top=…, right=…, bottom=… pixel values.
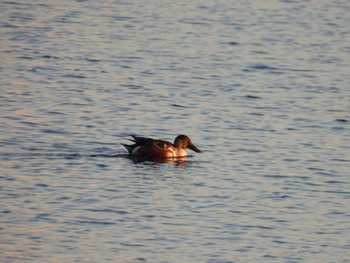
left=127, top=156, right=189, bottom=166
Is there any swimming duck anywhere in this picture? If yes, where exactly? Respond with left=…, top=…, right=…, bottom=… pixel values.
left=122, top=135, right=202, bottom=158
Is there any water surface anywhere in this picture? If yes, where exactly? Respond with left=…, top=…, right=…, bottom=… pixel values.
left=1, top=0, right=350, bottom=262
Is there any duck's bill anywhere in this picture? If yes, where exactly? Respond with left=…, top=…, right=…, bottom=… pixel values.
left=188, top=144, right=203, bottom=153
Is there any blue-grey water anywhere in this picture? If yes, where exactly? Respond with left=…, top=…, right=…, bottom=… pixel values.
left=1, top=0, right=350, bottom=262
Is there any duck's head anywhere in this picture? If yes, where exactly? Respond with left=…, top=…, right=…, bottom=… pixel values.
left=174, top=135, right=202, bottom=153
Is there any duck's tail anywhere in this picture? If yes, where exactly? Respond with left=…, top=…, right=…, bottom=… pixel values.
left=121, top=143, right=133, bottom=154
left=122, top=135, right=153, bottom=154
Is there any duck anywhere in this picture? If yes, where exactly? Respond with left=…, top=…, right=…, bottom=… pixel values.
left=122, top=135, right=202, bottom=158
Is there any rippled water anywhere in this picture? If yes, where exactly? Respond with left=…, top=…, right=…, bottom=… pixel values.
left=1, top=0, right=350, bottom=262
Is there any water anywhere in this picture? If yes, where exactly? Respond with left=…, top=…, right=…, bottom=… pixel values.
left=1, top=0, right=350, bottom=262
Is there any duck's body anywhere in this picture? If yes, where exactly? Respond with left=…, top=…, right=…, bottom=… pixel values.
left=122, top=135, right=202, bottom=158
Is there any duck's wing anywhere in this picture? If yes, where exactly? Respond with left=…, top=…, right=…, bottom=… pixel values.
left=151, top=139, right=174, bottom=151
left=131, top=135, right=154, bottom=145
left=132, top=136, right=173, bottom=150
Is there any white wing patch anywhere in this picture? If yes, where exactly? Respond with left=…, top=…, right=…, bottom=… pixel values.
left=132, top=146, right=142, bottom=155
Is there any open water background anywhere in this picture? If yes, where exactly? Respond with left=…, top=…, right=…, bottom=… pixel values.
left=1, top=0, right=350, bottom=262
